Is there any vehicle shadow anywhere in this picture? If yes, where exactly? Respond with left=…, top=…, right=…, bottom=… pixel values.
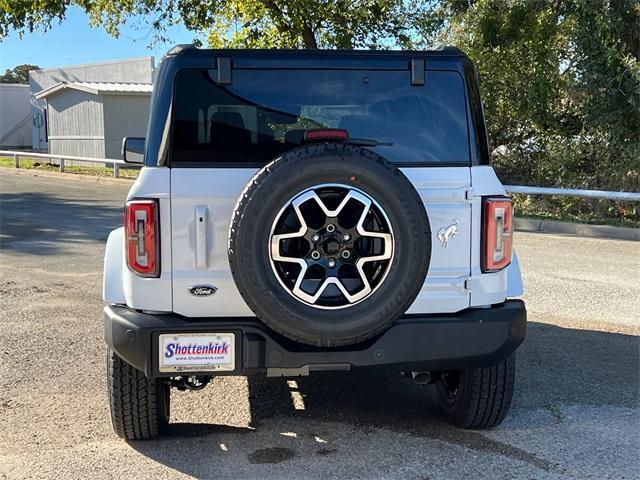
left=0, top=191, right=123, bottom=255
left=127, top=321, right=639, bottom=478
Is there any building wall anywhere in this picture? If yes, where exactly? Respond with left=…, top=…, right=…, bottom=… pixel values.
left=102, top=94, right=151, bottom=159
left=29, top=56, right=154, bottom=151
left=46, top=89, right=105, bottom=158
left=0, top=84, right=31, bottom=148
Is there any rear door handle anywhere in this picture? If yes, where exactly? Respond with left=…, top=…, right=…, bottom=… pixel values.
left=195, top=206, right=209, bottom=270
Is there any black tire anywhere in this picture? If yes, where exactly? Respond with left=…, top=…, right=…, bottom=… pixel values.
left=107, top=348, right=169, bottom=440
left=229, top=142, right=431, bottom=347
left=435, top=354, right=516, bottom=429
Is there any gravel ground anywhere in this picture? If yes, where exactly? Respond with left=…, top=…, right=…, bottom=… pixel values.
left=1, top=169, right=638, bottom=480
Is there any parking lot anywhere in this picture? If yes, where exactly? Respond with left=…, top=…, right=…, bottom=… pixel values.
left=1, top=169, right=638, bottom=479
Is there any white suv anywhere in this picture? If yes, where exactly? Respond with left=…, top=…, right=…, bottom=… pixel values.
left=103, top=45, right=526, bottom=440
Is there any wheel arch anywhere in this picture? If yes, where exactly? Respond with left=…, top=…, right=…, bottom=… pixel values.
left=506, top=249, right=524, bottom=297
left=103, top=227, right=126, bottom=305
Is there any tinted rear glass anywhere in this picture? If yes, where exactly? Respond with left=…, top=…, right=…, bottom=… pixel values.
left=171, top=68, right=469, bottom=166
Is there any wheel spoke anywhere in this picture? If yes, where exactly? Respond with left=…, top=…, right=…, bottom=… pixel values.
left=353, top=189, right=393, bottom=264
left=270, top=199, right=309, bottom=292
left=296, top=188, right=366, bottom=219
left=270, top=197, right=308, bottom=262
left=293, top=276, right=370, bottom=305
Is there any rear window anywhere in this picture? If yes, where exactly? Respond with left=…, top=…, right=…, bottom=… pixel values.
left=171, top=68, right=470, bottom=166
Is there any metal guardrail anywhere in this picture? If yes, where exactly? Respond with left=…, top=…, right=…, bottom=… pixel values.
left=0, top=149, right=134, bottom=178
left=1, top=149, right=639, bottom=199
left=504, top=185, right=640, bottom=202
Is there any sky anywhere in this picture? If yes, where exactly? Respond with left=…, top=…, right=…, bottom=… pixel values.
left=0, top=6, right=196, bottom=72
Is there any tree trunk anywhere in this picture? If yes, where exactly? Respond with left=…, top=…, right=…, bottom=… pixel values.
left=302, top=24, right=318, bottom=48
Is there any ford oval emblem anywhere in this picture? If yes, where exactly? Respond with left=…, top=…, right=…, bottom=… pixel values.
left=189, top=285, right=218, bottom=297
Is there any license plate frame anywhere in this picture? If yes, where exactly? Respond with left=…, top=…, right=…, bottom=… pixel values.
left=158, top=332, right=235, bottom=373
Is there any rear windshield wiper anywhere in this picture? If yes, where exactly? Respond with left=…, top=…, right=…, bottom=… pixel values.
left=345, top=138, right=394, bottom=147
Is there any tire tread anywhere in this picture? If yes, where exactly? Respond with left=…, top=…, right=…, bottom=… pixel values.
left=107, top=349, right=168, bottom=440
left=438, top=354, right=515, bottom=430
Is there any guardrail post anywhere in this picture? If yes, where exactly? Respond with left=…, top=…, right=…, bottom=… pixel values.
left=14, top=153, right=19, bottom=168
left=113, top=163, right=120, bottom=178
left=59, top=158, right=65, bottom=173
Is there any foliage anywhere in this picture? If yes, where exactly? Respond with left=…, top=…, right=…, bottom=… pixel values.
left=204, top=0, right=430, bottom=49
left=0, top=63, right=39, bottom=83
left=0, top=1, right=432, bottom=48
left=440, top=0, right=640, bottom=224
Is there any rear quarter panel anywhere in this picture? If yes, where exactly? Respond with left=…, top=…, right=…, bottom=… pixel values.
left=469, top=166, right=519, bottom=306
left=121, top=167, right=173, bottom=311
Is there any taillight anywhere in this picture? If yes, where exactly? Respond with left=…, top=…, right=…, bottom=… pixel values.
left=482, top=197, right=513, bottom=272
left=125, top=200, right=159, bottom=277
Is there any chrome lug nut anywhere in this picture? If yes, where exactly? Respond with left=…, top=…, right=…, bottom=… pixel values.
left=312, top=234, right=320, bottom=242
left=341, top=250, right=351, bottom=259
left=326, top=224, right=336, bottom=233
left=342, top=233, right=351, bottom=241
left=311, top=250, right=321, bottom=260
left=327, top=258, right=336, bottom=268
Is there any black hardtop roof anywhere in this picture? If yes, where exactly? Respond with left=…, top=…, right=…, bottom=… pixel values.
left=166, top=44, right=468, bottom=60
left=145, top=45, right=488, bottom=167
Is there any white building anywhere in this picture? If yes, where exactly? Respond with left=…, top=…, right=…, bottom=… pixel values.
left=29, top=57, right=154, bottom=154
left=35, top=82, right=153, bottom=159
left=0, top=84, right=31, bottom=149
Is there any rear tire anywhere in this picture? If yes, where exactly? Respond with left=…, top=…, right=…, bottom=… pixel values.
left=435, top=354, right=516, bottom=429
left=107, top=348, right=169, bottom=440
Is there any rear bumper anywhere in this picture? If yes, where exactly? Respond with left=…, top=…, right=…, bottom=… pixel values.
left=104, top=300, right=526, bottom=378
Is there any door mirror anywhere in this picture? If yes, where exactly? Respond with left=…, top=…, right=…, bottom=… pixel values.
left=122, top=137, right=145, bottom=164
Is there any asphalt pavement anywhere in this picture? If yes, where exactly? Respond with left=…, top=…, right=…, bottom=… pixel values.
left=1, top=169, right=638, bottom=480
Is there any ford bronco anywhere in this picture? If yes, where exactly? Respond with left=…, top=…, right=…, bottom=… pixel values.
left=104, top=45, right=526, bottom=440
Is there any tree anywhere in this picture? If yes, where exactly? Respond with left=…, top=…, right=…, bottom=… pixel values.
left=439, top=0, right=639, bottom=149
left=0, top=64, right=39, bottom=83
left=0, top=0, right=432, bottom=49
left=439, top=0, right=639, bottom=224
left=204, top=0, right=430, bottom=49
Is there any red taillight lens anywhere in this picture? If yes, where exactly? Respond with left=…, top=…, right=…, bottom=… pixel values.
left=304, top=129, right=349, bottom=141
left=482, top=197, right=513, bottom=272
left=125, top=200, right=159, bottom=277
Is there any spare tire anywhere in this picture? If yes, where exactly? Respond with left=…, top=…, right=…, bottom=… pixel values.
left=228, top=143, right=431, bottom=347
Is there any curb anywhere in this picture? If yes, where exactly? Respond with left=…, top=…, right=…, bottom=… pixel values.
left=1, top=167, right=136, bottom=185
left=515, top=218, right=639, bottom=241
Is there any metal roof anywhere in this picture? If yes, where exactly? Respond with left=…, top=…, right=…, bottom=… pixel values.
left=35, top=81, right=153, bottom=99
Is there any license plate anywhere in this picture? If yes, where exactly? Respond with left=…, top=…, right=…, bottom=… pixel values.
left=158, top=333, right=235, bottom=373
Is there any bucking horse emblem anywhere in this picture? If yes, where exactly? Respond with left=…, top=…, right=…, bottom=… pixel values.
left=437, top=219, right=459, bottom=248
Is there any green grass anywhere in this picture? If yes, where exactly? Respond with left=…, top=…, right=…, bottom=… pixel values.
left=0, top=156, right=139, bottom=179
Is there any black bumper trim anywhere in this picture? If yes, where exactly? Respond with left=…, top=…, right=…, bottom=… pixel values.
left=104, top=300, right=526, bottom=378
